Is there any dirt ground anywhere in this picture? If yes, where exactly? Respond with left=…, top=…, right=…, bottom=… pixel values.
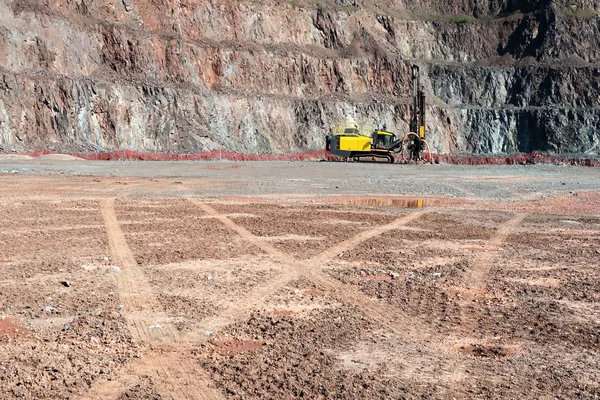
left=0, top=159, right=599, bottom=399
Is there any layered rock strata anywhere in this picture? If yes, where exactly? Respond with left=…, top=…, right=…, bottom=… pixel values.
left=0, top=0, right=598, bottom=154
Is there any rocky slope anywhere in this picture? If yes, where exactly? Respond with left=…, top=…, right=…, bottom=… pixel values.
left=0, top=0, right=598, bottom=154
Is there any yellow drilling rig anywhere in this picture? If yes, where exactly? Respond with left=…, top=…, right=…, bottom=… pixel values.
left=325, top=65, right=431, bottom=163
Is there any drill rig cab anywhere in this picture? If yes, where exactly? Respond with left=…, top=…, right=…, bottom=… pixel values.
left=372, top=130, right=396, bottom=150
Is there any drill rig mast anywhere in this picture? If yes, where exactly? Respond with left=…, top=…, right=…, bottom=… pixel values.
left=400, top=65, right=431, bottom=163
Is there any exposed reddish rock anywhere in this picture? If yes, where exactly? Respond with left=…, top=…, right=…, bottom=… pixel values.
left=1, top=0, right=599, bottom=156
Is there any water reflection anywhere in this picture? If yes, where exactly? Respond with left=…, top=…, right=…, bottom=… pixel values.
left=347, top=198, right=443, bottom=208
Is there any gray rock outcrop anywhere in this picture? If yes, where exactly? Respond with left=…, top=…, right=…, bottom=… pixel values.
left=0, top=0, right=598, bottom=155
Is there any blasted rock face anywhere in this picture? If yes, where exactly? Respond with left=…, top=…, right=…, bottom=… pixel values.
left=0, top=0, right=598, bottom=155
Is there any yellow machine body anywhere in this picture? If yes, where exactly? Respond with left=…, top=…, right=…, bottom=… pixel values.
left=326, top=122, right=400, bottom=163
left=331, top=122, right=374, bottom=152
left=338, top=134, right=372, bottom=151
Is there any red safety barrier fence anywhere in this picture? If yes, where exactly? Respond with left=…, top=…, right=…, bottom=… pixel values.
left=72, top=149, right=329, bottom=161
left=432, top=152, right=600, bottom=167
left=1, top=149, right=598, bottom=167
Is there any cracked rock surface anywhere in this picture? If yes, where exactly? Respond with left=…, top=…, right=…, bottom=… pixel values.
left=0, top=0, right=599, bottom=155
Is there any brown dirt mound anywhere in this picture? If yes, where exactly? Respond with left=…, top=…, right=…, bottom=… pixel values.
left=300, top=288, right=326, bottom=296
left=213, top=339, right=264, bottom=356
left=1, top=313, right=136, bottom=399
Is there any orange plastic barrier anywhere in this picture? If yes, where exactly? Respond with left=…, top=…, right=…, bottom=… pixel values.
left=1, top=149, right=598, bottom=167
left=432, top=152, right=600, bottom=167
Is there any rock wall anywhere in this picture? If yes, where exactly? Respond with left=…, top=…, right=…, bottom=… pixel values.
left=0, top=0, right=598, bottom=154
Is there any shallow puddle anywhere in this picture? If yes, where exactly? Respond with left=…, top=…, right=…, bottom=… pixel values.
left=346, top=198, right=445, bottom=209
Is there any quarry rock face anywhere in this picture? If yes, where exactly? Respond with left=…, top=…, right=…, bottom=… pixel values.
left=0, top=0, right=598, bottom=154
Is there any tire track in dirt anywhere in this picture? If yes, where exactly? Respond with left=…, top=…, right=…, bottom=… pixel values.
left=83, top=372, right=141, bottom=400
left=449, top=214, right=527, bottom=372
left=84, top=348, right=223, bottom=400
left=185, top=270, right=299, bottom=340
left=190, top=200, right=436, bottom=341
left=189, top=199, right=302, bottom=266
left=102, top=198, right=174, bottom=343
left=290, top=211, right=438, bottom=343
left=187, top=199, right=301, bottom=335
left=190, top=200, right=467, bottom=384
left=304, top=219, right=453, bottom=345
left=310, top=211, right=425, bottom=264
left=465, top=213, right=526, bottom=295
left=146, top=350, right=221, bottom=400
left=96, top=198, right=224, bottom=400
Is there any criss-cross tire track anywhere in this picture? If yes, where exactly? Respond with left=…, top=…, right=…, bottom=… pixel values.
left=96, top=198, right=498, bottom=399
left=309, top=211, right=425, bottom=264
left=466, top=213, right=526, bottom=294
left=189, top=199, right=304, bottom=266
left=189, top=200, right=441, bottom=343
left=89, top=198, right=224, bottom=400
left=101, top=198, right=176, bottom=344
left=455, top=213, right=526, bottom=344
left=148, top=350, right=221, bottom=400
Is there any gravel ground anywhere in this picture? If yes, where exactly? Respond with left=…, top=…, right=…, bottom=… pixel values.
left=0, top=157, right=598, bottom=200
left=0, top=159, right=599, bottom=399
